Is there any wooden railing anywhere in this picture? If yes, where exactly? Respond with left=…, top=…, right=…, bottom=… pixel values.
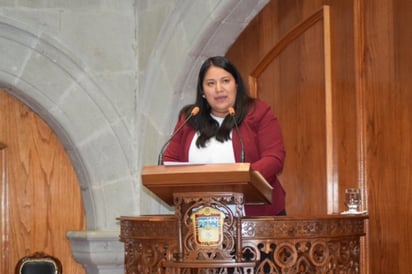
left=119, top=214, right=367, bottom=273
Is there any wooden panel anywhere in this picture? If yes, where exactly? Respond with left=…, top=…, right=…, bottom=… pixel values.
left=261, top=18, right=328, bottom=216
left=227, top=0, right=412, bottom=273
left=361, top=0, right=412, bottom=273
left=0, top=89, right=85, bottom=274
left=227, top=0, right=331, bottom=216
left=328, top=0, right=360, bottom=212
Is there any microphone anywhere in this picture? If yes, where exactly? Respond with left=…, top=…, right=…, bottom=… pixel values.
left=228, top=107, right=245, bottom=162
left=157, top=106, right=200, bottom=165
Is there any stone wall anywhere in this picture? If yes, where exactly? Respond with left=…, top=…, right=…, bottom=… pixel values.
left=0, top=0, right=269, bottom=273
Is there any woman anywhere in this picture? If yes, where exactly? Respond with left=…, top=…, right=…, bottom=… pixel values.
left=163, top=56, right=286, bottom=216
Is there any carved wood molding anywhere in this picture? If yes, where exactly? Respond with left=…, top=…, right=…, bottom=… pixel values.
left=242, top=216, right=365, bottom=238
left=119, top=215, right=367, bottom=273
left=173, top=192, right=244, bottom=263
left=119, top=216, right=177, bottom=239
left=242, top=237, right=361, bottom=273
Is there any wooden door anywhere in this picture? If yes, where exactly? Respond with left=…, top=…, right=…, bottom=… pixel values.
left=0, top=89, right=86, bottom=274
left=227, top=0, right=412, bottom=273
left=226, top=0, right=359, bottom=216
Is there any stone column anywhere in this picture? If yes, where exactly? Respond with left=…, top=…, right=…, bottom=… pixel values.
left=67, top=230, right=124, bottom=274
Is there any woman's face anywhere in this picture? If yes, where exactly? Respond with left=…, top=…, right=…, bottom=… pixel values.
left=202, top=65, right=237, bottom=118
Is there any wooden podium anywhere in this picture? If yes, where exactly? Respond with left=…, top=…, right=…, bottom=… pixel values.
left=118, top=163, right=368, bottom=273
left=141, top=162, right=273, bottom=206
left=141, top=163, right=271, bottom=273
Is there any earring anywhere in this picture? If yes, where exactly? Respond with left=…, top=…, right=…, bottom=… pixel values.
left=202, top=94, right=206, bottom=98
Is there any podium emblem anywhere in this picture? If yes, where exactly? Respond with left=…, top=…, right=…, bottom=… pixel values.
left=191, top=207, right=224, bottom=246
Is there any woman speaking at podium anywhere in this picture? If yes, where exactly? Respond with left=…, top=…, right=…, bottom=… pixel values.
left=163, top=56, right=286, bottom=216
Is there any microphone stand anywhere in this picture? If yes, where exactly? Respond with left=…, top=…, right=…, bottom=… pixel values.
left=157, top=106, right=199, bottom=165
left=229, top=107, right=245, bottom=163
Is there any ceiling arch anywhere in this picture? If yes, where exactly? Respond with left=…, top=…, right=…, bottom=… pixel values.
left=0, top=0, right=269, bottom=228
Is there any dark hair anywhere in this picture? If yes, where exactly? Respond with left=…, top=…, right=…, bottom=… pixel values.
left=180, top=56, right=255, bottom=148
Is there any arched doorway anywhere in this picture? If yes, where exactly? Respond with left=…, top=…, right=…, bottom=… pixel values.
left=0, top=89, right=86, bottom=274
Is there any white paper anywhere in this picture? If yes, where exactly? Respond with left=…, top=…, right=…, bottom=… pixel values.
left=163, top=161, right=206, bottom=166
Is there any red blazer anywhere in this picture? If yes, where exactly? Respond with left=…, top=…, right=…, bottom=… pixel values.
left=163, top=100, right=286, bottom=216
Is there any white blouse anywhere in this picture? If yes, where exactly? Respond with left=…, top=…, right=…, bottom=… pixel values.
left=188, top=114, right=243, bottom=215
left=188, top=114, right=235, bottom=164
